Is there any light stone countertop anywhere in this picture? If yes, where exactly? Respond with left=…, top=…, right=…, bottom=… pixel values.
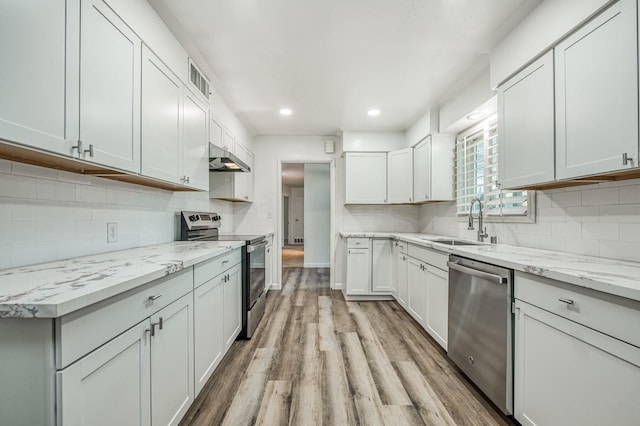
left=0, top=241, right=244, bottom=319
left=340, top=232, right=640, bottom=302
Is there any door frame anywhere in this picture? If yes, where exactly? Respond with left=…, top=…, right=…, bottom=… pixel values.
left=276, top=159, right=335, bottom=290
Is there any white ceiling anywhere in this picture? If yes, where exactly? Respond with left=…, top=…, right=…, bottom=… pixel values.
left=149, top=0, right=540, bottom=136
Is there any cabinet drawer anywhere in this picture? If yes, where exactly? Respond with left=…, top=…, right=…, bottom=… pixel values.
left=194, top=248, right=242, bottom=288
left=394, top=240, right=408, bottom=254
left=347, top=238, right=370, bottom=249
left=515, top=271, right=640, bottom=347
left=55, top=268, right=193, bottom=369
left=408, top=244, right=448, bottom=270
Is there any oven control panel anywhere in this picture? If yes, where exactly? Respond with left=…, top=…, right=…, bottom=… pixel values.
left=181, top=211, right=221, bottom=230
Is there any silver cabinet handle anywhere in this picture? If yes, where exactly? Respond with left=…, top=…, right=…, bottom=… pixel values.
left=72, top=140, right=83, bottom=156
left=447, top=261, right=508, bottom=284
left=158, top=317, right=163, bottom=330
left=623, top=152, right=633, bottom=165
left=558, top=298, right=574, bottom=305
left=409, top=197, right=412, bottom=202
left=425, top=194, right=429, bottom=200
left=148, top=294, right=162, bottom=302
left=186, top=176, right=190, bottom=183
left=84, top=144, right=94, bottom=157
left=222, top=260, right=229, bottom=265
left=146, top=324, right=156, bottom=337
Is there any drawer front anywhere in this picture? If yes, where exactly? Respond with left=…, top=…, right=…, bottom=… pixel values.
left=408, top=244, right=448, bottom=270
left=347, top=237, right=370, bottom=249
left=56, top=268, right=193, bottom=369
left=395, top=240, right=407, bottom=254
left=515, top=271, right=640, bottom=347
left=194, top=248, right=242, bottom=288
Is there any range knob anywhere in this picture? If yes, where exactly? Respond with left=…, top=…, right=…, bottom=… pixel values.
left=189, top=215, right=197, bottom=222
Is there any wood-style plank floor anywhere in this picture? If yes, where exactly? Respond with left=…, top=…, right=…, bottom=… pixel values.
left=181, top=267, right=514, bottom=426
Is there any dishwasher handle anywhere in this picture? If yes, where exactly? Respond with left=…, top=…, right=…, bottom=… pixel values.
left=447, top=260, right=508, bottom=284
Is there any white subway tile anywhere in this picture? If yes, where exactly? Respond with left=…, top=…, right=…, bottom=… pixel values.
left=106, top=188, right=140, bottom=206
left=0, top=244, right=10, bottom=270
left=38, top=221, right=76, bottom=241
left=619, top=224, right=640, bottom=242
left=0, top=159, right=11, bottom=174
left=619, top=184, right=640, bottom=205
left=77, top=185, right=106, bottom=203
left=565, top=238, right=599, bottom=257
left=582, top=222, right=619, bottom=240
left=56, top=203, right=92, bottom=221
left=11, top=241, right=59, bottom=268
left=37, top=179, right=76, bottom=202
left=536, top=236, right=566, bottom=252
left=535, top=192, right=552, bottom=208
left=565, top=206, right=600, bottom=223
left=581, top=187, right=619, bottom=206
left=551, top=222, right=581, bottom=238
left=538, top=207, right=566, bottom=222
left=58, top=239, right=93, bottom=260
left=551, top=191, right=581, bottom=208
left=600, top=204, right=640, bottom=223
left=0, top=174, right=37, bottom=199
left=599, top=240, right=640, bottom=263
left=12, top=203, right=60, bottom=221
left=57, top=170, right=92, bottom=184
left=12, top=162, right=58, bottom=180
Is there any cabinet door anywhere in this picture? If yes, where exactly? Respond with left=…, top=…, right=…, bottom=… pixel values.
left=183, top=88, right=209, bottom=190
left=210, top=117, right=223, bottom=148
left=413, top=137, right=432, bottom=202
left=0, top=1, right=72, bottom=154
left=141, top=45, right=182, bottom=184
left=194, top=275, right=224, bottom=395
left=407, top=258, right=427, bottom=325
left=514, top=300, right=640, bottom=426
left=426, top=266, right=448, bottom=350
left=223, top=126, right=235, bottom=153
left=346, top=248, right=371, bottom=295
left=265, top=244, right=273, bottom=292
left=388, top=148, right=413, bottom=203
left=234, top=145, right=253, bottom=201
left=555, top=0, right=638, bottom=179
left=57, top=320, right=151, bottom=426
left=430, top=134, right=455, bottom=200
left=397, top=253, right=408, bottom=308
left=345, top=152, right=388, bottom=204
left=498, top=51, right=555, bottom=188
left=150, top=294, right=194, bottom=426
left=371, top=239, right=392, bottom=293
left=78, top=0, right=141, bottom=172
left=223, top=263, right=242, bottom=349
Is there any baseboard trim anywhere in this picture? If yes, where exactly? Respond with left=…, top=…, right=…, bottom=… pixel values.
left=303, top=262, right=330, bottom=268
left=333, top=282, right=343, bottom=290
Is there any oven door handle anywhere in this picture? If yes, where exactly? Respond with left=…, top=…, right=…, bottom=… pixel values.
left=247, top=241, right=267, bottom=253
left=447, top=261, right=507, bottom=284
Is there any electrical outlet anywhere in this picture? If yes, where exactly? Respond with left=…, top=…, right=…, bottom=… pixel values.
left=107, top=222, right=118, bottom=243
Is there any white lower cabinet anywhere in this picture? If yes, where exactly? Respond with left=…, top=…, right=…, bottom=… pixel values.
left=194, top=275, right=224, bottom=394
left=425, top=266, right=448, bottom=350
left=150, top=294, right=194, bottom=426
left=57, top=320, right=151, bottom=426
left=345, top=247, right=371, bottom=296
left=407, top=257, right=428, bottom=325
left=395, top=245, right=408, bottom=307
left=223, top=263, right=243, bottom=349
left=514, top=300, right=640, bottom=426
left=371, top=239, right=392, bottom=292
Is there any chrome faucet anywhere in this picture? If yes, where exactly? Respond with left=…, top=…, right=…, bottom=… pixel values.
left=468, top=198, right=489, bottom=242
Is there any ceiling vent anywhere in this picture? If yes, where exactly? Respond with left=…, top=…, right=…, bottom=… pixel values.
left=189, top=59, right=210, bottom=101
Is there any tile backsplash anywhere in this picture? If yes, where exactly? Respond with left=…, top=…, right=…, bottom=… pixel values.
left=420, top=178, right=640, bottom=262
left=0, top=159, right=233, bottom=269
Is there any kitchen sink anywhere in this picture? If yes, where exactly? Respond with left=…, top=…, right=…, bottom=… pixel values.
left=432, top=239, right=481, bottom=246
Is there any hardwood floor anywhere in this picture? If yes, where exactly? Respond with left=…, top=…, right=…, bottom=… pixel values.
left=181, top=267, right=514, bottom=426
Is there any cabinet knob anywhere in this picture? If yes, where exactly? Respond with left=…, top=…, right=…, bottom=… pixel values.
left=623, top=152, right=633, bottom=166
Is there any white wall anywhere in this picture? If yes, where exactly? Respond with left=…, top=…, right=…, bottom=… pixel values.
left=303, top=164, right=330, bottom=267
left=405, top=109, right=439, bottom=147
left=342, top=131, right=406, bottom=152
left=419, top=179, right=640, bottom=263
left=0, top=159, right=234, bottom=269
left=490, top=0, right=610, bottom=87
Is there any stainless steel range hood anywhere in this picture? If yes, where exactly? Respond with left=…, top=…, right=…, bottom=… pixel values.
left=209, top=143, right=250, bottom=172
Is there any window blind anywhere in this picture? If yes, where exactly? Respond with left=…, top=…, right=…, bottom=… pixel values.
left=455, top=115, right=528, bottom=217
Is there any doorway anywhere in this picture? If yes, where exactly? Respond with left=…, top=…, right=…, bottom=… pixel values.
left=278, top=161, right=333, bottom=289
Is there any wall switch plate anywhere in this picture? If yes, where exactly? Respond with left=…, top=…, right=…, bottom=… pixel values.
left=107, top=222, right=118, bottom=243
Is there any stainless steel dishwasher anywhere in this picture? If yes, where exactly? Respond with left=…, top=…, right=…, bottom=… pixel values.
left=447, top=255, right=514, bottom=415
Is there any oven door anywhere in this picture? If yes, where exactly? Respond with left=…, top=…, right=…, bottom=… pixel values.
left=247, top=241, right=267, bottom=309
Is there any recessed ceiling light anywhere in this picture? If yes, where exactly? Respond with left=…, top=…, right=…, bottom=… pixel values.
left=279, top=108, right=292, bottom=116
left=367, top=109, right=381, bottom=117
left=466, top=111, right=487, bottom=120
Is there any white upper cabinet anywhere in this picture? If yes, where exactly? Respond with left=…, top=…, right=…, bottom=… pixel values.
left=182, top=88, right=209, bottom=191
left=141, top=45, right=182, bottom=184
left=413, top=137, right=432, bottom=202
left=0, top=1, right=72, bottom=155
left=210, top=117, right=223, bottom=148
left=555, top=0, right=638, bottom=179
left=413, top=134, right=455, bottom=202
left=388, top=148, right=413, bottom=203
left=76, top=0, right=141, bottom=173
left=498, top=51, right=555, bottom=188
left=345, top=152, right=388, bottom=204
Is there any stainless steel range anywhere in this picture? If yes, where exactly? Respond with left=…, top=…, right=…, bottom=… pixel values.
left=180, top=211, right=266, bottom=339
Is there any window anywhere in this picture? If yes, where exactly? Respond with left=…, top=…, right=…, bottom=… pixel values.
left=455, top=115, right=533, bottom=221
